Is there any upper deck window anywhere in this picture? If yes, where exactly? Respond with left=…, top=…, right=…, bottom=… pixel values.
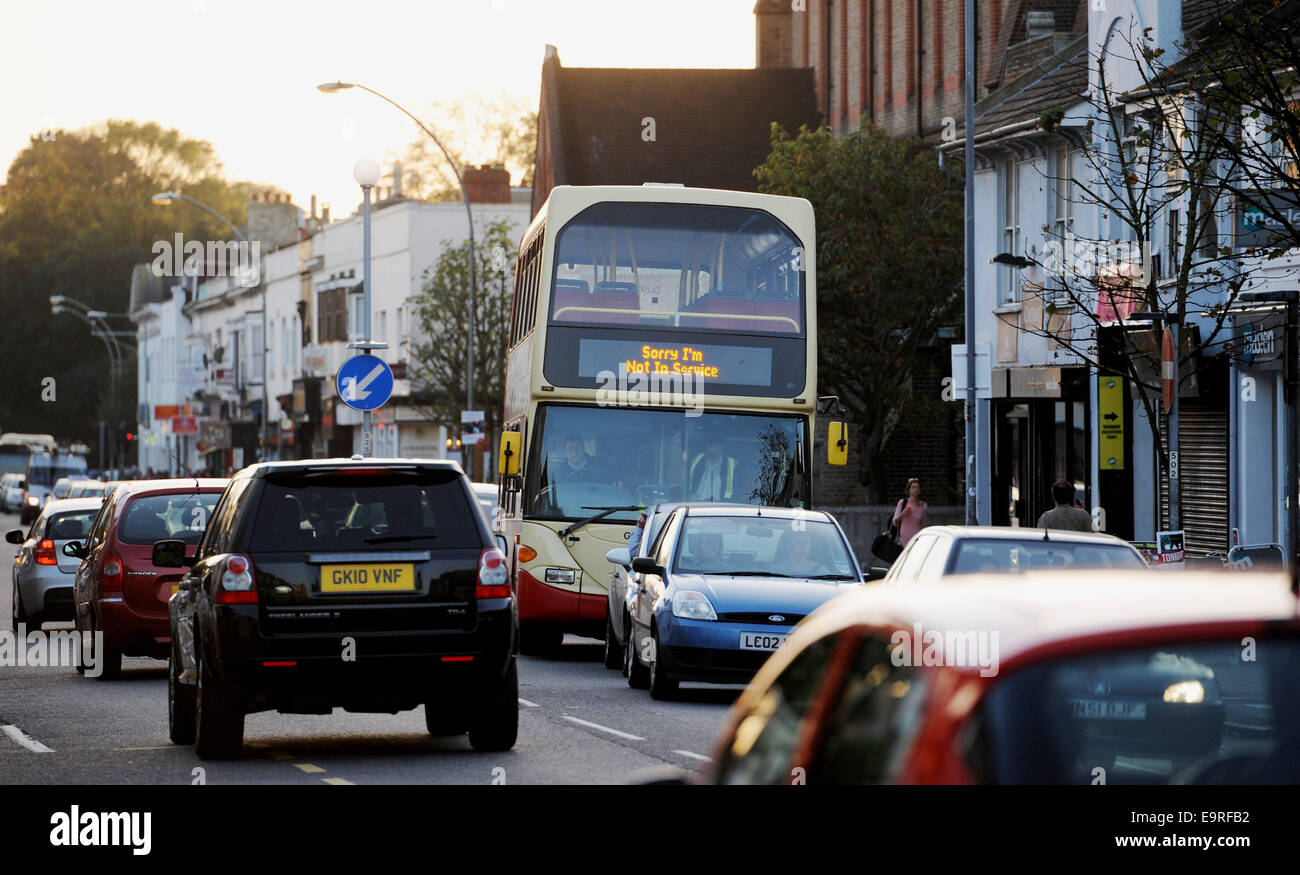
left=549, top=202, right=805, bottom=336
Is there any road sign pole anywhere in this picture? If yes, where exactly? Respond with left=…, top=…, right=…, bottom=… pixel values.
left=963, top=0, right=978, bottom=525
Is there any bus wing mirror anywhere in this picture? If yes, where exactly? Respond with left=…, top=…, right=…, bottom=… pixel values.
left=827, top=421, right=848, bottom=467
left=500, top=432, right=522, bottom=477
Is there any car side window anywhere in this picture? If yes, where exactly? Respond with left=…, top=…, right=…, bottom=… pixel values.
left=717, top=634, right=838, bottom=784
left=650, top=511, right=682, bottom=567
left=917, top=537, right=951, bottom=579
left=889, top=534, right=934, bottom=582
left=86, top=497, right=114, bottom=550
left=199, top=481, right=247, bottom=558
left=809, top=634, right=930, bottom=784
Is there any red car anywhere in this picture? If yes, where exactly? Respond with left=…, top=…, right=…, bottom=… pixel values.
left=67, top=478, right=228, bottom=679
left=697, top=572, right=1300, bottom=784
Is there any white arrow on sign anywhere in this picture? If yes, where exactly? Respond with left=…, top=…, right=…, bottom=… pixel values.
left=343, top=363, right=386, bottom=401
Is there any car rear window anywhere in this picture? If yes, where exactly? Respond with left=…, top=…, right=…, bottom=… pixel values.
left=46, top=510, right=98, bottom=541
left=973, top=638, right=1300, bottom=784
left=250, top=468, right=482, bottom=552
left=949, top=538, right=1145, bottom=574
left=118, top=492, right=221, bottom=545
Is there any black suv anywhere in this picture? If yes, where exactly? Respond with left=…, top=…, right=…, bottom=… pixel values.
left=155, top=459, right=518, bottom=759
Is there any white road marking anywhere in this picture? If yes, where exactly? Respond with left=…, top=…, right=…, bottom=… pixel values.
left=2, top=724, right=54, bottom=753
left=321, top=777, right=354, bottom=785
left=518, top=698, right=539, bottom=708
left=672, top=749, right=712, bottom=762
left=562, top=716, right=644, bottom=741
left=294, top=763, right=326, bottom=773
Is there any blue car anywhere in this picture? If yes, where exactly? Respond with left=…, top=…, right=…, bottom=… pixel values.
left=626, top=505, right=863, bottom=699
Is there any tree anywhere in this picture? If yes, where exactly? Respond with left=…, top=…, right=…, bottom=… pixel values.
left=392, top=92, right=537, bottom=202
left=1003, top=24, right=1253, bottom=496
left=0, top=120, right=256, bottom=446
left=754, top=123, right=964, bottom=501
left=407, top=218, right=519, bottom=442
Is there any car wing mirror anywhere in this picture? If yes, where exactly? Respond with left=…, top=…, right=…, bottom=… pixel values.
left=5, top=529, right=23, bottom=545
left=864, top=566, right=890, bottom=582
left=606, top=547, right=631, bottom=568
left=152, top=539, right=193, bottom=568
left=62, top=540, right=86, bottom=559
left=631, top=556, right=663, bottom=576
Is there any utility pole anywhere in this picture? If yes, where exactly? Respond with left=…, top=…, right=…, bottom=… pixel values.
left=963, top=0, right=978, bottom=525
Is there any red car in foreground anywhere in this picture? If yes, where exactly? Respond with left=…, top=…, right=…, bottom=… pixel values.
left=67, top=478, right=228, bottom=679
left=697, top=572, right=1300, bottom=785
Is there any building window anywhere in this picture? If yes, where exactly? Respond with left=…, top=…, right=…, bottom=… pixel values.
left=318, top=288, right=347, bottom=342
left=349, top=293, right=365, bottom=341
left=1001, top=156, right=1020, bottom=303
left=1167, top=208, right=1181, bottom=277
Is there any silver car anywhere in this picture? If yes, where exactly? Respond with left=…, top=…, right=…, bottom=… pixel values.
left=602, top=502, right=753, bottom=673
left=881, top=525, right=1148, bottom=584
left=8, top=497, right=103, bottom=630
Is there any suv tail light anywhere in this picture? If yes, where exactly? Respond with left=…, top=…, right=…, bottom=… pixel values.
left=102, top=551, right=124, bottom=592
left=476, top=547, right=511, bottom=599
left=34, top=539, right=57, bottom=565
left=216, top=554, right=258, bottom=605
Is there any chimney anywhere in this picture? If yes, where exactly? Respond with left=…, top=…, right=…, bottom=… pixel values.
left=322, top=205, right=331, bottom=225
left=1025, top=10, right=1055, bottom=41
left=392, top=161, right=403, bottom=198
left=754, top=0, right=793, bottom=68
left=463, top=164, right=511, bottom=204
left=310, top=194, right=318, bottom=220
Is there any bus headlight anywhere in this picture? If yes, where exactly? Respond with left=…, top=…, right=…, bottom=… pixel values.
left=672, top=591, right=717, bottom=621
left=544, top=568, right=576, bottom=584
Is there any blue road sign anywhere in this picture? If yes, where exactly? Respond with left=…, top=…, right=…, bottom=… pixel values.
left=336, top=355, right=394, bottom=411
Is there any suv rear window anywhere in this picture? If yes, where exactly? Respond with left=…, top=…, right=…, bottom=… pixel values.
left=250, top=469, right=481, bottom=552
left=119, top=492, right=221, bottom=545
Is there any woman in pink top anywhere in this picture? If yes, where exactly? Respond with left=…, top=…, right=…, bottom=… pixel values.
left=892, top=478, right=927, bottom=547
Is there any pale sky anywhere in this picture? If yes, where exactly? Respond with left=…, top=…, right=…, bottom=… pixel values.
left=1, top=0, right=757, bottom=218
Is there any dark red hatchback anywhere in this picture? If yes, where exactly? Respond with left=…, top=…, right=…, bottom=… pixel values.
left=65, top=478, right=228, bottom=679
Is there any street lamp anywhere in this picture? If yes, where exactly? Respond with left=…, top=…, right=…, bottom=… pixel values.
left=317, top=81, right=479, bottom=416
left=50, top=296, right=127, bottom=469
left=151, top=192, right=271, bottom=464
left=351, top=157, right=387, bottom=458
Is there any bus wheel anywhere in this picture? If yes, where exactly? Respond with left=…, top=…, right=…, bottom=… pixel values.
left=519, top=623, right=562, bottom=657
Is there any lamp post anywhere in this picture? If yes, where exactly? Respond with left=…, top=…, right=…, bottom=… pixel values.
left=317, top=81, right=478, bottom=412
left=51, top=296, right=128, bottom=469
left=963, top=0, right=978, bottom=526
left=352, top=158, right=386, bottom=457
left=1240, top=290, right=1300, bottom=570
left=152, top=192, right=270, bottom=462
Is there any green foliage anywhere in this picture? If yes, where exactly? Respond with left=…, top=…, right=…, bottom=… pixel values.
left=0, top=120, right=254, bottom=445
left=408, top=218, right=518, bottom=438
left=754, top=122, right=963, bottom=499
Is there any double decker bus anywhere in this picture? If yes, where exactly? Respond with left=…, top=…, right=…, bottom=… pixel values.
left=497, top=185, right=845, bottom=653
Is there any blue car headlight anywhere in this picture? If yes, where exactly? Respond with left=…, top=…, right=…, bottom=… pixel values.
left=672, top=591, right=717, bottom=621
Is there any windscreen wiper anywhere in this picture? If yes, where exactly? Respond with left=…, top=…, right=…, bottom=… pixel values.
left=559, top=505, right=640, bottom=538
left=807, top=573, right=858, bottom=580
left=718, top=570, right=797, bottom=578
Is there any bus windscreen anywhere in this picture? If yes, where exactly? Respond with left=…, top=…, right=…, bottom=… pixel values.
left=549, top=202, right=805, bottom=335
left=526, top=406, right=809, bottom=521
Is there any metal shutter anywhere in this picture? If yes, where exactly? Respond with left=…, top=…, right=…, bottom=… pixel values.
left=1159, top=399, right=1229, bottom=556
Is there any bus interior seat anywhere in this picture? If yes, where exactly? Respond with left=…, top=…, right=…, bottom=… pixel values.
left=589, top=282, right=640, bottom=324
left=555, top=278, right=590, bottom=293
